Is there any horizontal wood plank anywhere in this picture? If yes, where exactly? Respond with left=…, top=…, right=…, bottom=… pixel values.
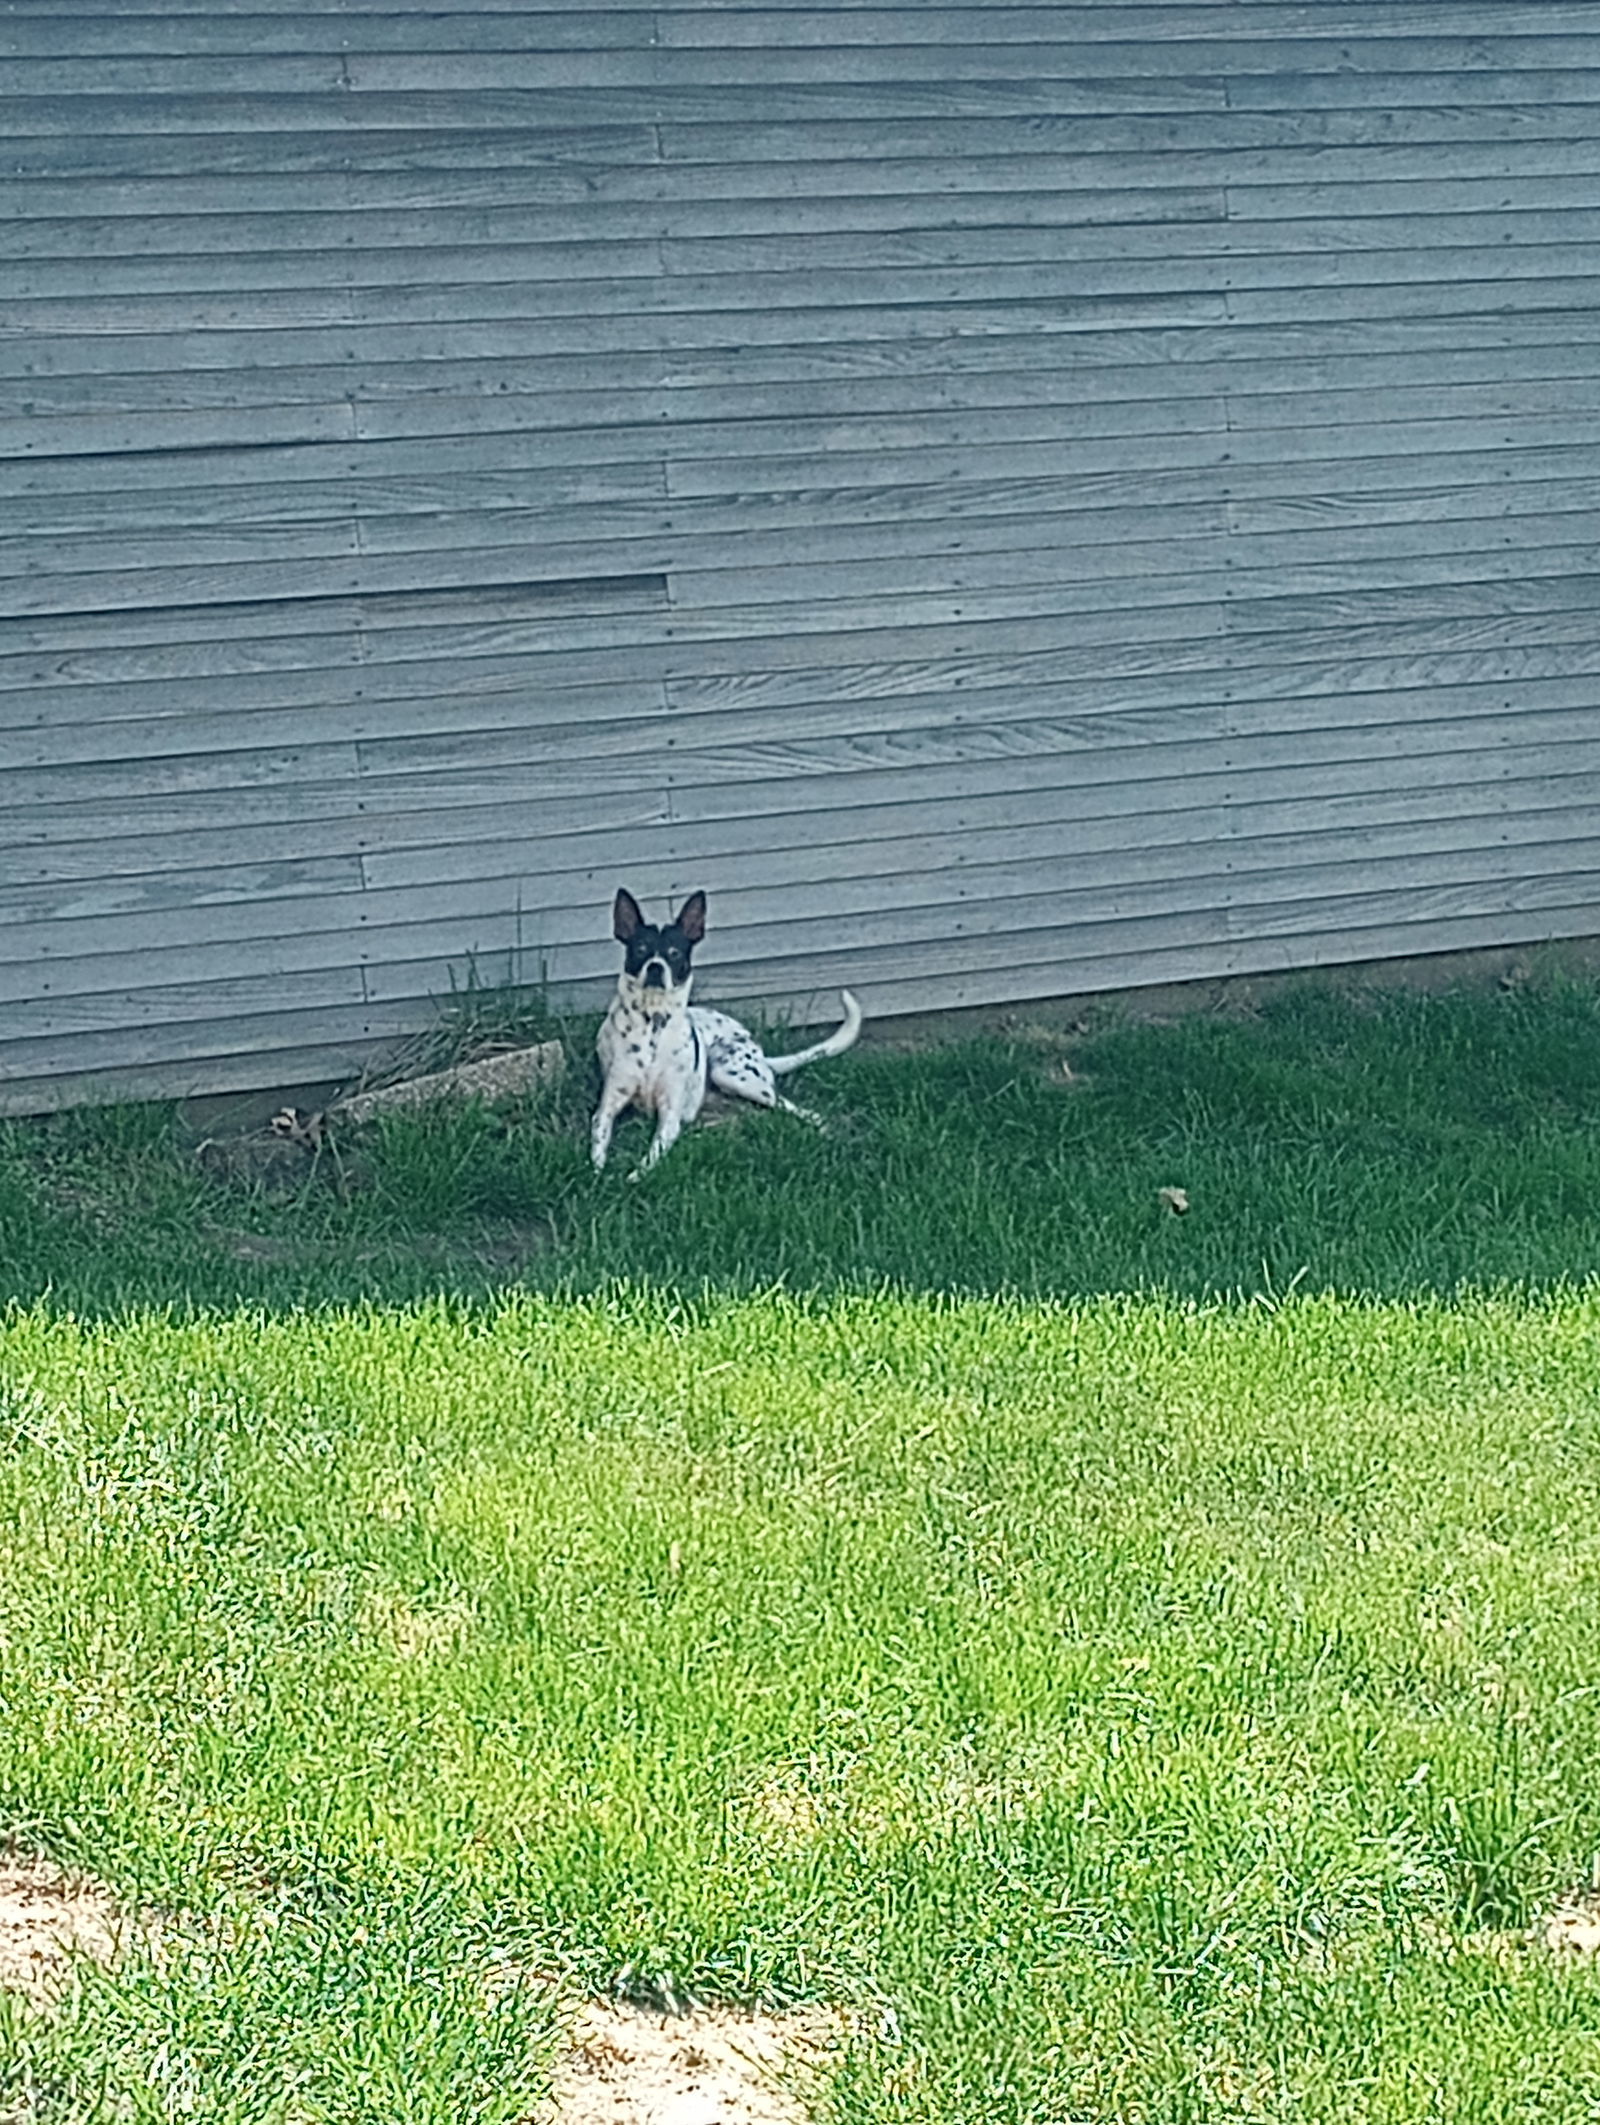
left=13, top=90, right=1598, bottom=145
left=5, top=18, right=1596, bottom=69
left=12, top=173, right=1600, bottom=246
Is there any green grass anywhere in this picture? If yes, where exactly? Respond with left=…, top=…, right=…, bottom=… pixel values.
left=9, top=977, right=1600, bottom=1310
left=5, top=978, right=1600, bottom=2120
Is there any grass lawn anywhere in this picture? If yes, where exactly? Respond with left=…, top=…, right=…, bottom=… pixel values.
left=4, top=978, right=1600, bottom=2120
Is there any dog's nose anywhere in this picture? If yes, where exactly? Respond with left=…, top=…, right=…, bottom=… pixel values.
left=643, top=961, right=666, bottom=988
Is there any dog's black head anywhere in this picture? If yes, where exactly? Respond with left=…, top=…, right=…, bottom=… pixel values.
left=612, top=888, right=706, bottom=996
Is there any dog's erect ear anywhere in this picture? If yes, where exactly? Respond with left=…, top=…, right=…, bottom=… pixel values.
left=674, top=891, right=706, bottom=945
left=613, top=888, right=645, bottom=944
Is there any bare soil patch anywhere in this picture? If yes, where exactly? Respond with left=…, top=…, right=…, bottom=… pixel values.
left=538, top=1998, right=837, bottom=2125
left=1543, top=1890, right=1600, bottom=1955
left=0, top=1856, right=127, bottom=2009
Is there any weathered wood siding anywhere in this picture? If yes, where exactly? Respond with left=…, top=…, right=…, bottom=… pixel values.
left=5, top=2, right=1599, bottom=1108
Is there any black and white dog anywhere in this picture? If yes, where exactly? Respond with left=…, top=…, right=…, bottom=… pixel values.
left=591, top=888, right=862, bottom=1177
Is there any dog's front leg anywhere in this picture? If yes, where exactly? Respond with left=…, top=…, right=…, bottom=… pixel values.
left=628, top=1104, right=688, bottom=1181
left=590, top=1081, right=632, bottom=1171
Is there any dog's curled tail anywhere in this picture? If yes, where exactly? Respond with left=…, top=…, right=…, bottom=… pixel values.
left=767, top=989, right=863, bottom=1076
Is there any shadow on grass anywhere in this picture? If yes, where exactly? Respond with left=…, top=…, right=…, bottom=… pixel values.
left=6, top=979, right=1600, bottom=1318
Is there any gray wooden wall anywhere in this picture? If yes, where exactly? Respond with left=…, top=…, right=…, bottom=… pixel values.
left=6, top=2, right=1600, bottom=1110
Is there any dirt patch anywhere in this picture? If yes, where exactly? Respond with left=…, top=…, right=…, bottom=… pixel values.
left=1543, top=1891, right=1600, bottom=1954
left=539, top=1998, right=838, bottom=2125
left=0, top=1856, right=128, bottom=2009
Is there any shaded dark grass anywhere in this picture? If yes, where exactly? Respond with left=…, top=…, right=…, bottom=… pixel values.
left=5, top=977, right=1600, bottom=1312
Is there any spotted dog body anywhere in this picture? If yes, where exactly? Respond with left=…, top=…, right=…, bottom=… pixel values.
left=591, top=888, right=862, bottom=1178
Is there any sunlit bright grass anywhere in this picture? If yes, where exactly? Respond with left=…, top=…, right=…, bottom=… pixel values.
left=6, top=1284, right=1600, bottom=2120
